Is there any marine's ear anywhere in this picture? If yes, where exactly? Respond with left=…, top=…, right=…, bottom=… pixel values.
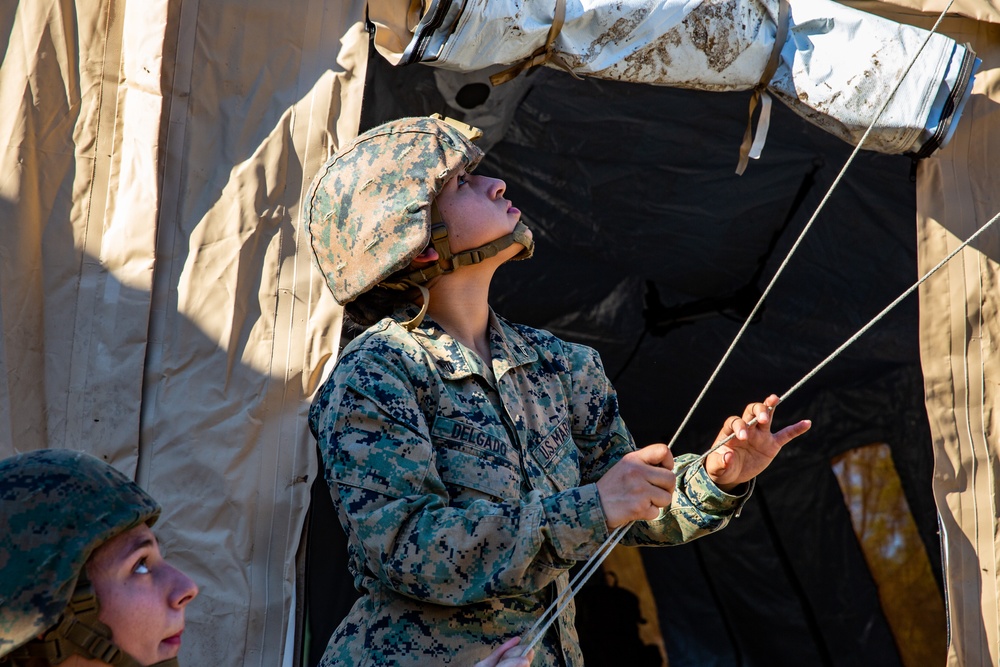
left=411, top=246, right=440, bottom=266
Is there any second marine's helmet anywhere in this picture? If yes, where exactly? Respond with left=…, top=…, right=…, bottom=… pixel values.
left=0, top=449, right=167, bottom=666
left=305, top=115, right=532, bottom=307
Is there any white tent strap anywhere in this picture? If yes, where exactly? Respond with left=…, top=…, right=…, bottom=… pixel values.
left=748, top=93, right=773, bottom=161
left=735, top=0, right=789, bottom=175
left=665, top=0, right=958, bottom=452
left=522, top=205, right=1000, bottom=653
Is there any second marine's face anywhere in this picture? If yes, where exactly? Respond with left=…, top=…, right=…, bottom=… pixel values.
left=435, top=171, right=529, bottom=258
left=86, top=523, right=199, bottom=666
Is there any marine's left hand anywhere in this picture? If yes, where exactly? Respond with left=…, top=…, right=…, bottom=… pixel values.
left=705, top=394, right=811, bottom=492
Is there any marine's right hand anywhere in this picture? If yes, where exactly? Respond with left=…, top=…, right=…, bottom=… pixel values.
left=595, top=444, right=676, bottom=529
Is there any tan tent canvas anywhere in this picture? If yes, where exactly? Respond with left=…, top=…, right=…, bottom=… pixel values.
left=916, top=17, right=1000, bottom=667
left=0, top=1, right=366, bottom=664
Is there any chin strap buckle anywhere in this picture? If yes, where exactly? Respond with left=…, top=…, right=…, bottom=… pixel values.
left=13, top=580, right=149, bottom=667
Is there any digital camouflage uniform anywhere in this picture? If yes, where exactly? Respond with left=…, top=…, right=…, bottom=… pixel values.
left=305, top=116, right=752, bottom=665
left=308, top=306, right=752, bottom=666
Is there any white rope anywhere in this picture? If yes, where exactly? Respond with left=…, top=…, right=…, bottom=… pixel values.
left=695, top=207, right=1000, bottom=466
left=523, top=198, right=1000, bottom=654
left=522, top=0, right=963, bottom=649
left=665, top=0, right=957, bottom=452
left=520, top=524, right=628, bottom=646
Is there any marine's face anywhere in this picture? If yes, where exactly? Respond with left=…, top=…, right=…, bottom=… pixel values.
left=435, top=171, right=530, bottom=257
left=86, top=524, right=198, bottom=666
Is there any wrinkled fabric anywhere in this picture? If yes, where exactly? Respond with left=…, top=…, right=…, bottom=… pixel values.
left=309, top=305, right=750, bottom=666
left=391, top=0, right=976, bottom=157
left=0, top=2, right=368, bottom=665
left=915, top=15, right=1000, bottom=665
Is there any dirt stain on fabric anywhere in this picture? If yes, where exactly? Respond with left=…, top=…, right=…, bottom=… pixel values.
left=560, top=3, right=653, bottom=69
left=686, top=0, right=745, bottom=72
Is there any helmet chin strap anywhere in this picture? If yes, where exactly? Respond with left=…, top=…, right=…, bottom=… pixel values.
left=396, top=220, right=535, bottom=288
left=7, top=579, right=179, bottom=667
left=385, top=209, right=535, bottom=331
left=431, top=219, right=535, bottom=270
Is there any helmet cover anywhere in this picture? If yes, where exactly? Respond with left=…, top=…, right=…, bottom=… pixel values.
left=0, top=449, right=160, bottom=657
left=306, top=116, right=484, bottom=304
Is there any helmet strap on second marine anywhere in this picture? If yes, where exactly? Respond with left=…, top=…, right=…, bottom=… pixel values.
left=384, top=203, right=535, bottom=331
left=5, top=576, right=179, bottom=667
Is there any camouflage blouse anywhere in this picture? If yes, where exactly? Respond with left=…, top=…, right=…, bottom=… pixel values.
left=309, top=305, right=752, bottom=666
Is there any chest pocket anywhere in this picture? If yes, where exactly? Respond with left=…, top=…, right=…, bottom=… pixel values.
left=431, top=417, right=521, bottom=503
left=529, top=419, right=580, bottom=492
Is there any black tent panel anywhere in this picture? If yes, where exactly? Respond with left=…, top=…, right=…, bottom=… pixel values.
left=303, top=42, right=943, bottom=667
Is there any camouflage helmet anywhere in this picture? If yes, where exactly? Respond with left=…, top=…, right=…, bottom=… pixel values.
left=0, top=449, right=160, bottom=659
left=306, top=116, right=485, bottom=305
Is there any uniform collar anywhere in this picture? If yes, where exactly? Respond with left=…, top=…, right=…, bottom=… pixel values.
left=391, top=305, right=537, bottom=381
left=488, top=311, right=538, bottom=378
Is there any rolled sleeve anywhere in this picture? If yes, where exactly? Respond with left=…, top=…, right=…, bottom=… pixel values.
left=625, top=453, right=755, bottom=546
left=676, top=456, right=755, bottom=515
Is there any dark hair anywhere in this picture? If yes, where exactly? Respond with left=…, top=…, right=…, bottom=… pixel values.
left=342, top=245, right=436, bottom=332
left=344, top=285, right=418, bottom=329
left=7, top=652, right=49, bottom=667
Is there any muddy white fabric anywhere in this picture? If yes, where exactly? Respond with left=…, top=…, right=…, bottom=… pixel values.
left=391, top=0, right=976, bottom=157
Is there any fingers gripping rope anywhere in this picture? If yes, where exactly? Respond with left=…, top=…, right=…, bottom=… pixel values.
left=521, top=0, right=972, bottom=649
left=522, top=205, right=1000, bottom=653
left=664, top=0, right=959, bottom=454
